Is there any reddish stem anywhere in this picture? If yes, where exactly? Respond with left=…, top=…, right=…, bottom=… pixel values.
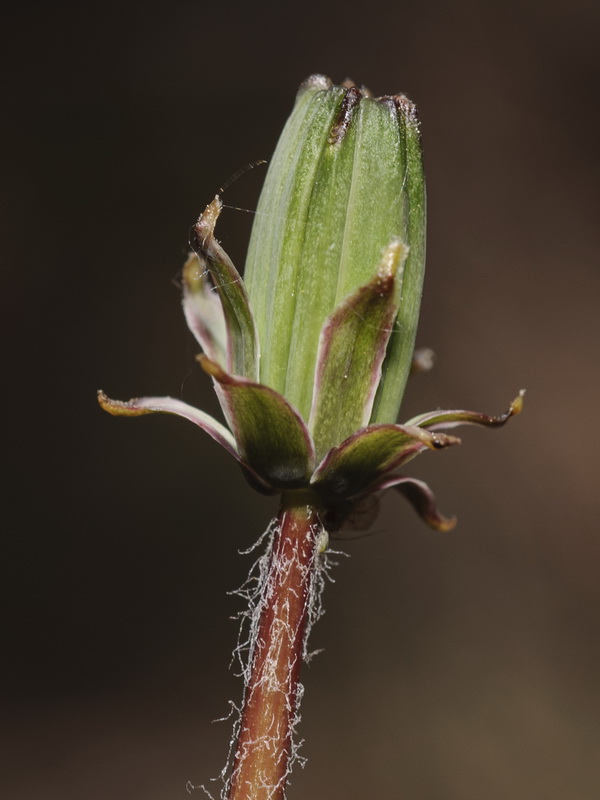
left=227, top=498, right=323, bottom=800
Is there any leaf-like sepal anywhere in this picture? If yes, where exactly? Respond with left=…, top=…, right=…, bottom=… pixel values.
left=371, top=475, right=457, bottom=531
left=406, top=391, right=524, bottom=431
left=97, top=390, right=239, bottom=459
left=198, top=356, right=315, bottom=489
left=193, top=197, right=259, bottom=380
left=308, top=239, right=408, bottom=461
left=311, top=423, right=459, bottom=499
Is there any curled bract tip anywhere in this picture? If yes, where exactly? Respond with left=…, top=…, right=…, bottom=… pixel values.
left=97, top=389, right=152, bottom=416
left=510, top=390, right=526, bottom=416
left=194, top=195, right=222, bottom=246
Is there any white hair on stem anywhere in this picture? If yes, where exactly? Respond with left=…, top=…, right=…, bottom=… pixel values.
left=190, top=514, right=338, bottom=799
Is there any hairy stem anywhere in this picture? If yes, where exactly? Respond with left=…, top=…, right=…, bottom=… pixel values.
left=227, top=496, right=323, bottom=800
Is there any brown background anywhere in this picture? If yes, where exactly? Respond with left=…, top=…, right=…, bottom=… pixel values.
left=3, top=1, right=599, bottom=798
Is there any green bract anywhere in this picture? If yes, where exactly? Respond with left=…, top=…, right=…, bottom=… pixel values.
left=99, top=75, right=522, bottom=529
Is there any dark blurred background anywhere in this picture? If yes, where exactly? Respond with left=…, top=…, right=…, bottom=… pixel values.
left=3, top=1, right=599, bottom=798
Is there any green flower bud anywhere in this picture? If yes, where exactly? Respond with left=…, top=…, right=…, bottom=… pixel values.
left=244, top=75, right=426, bottom=443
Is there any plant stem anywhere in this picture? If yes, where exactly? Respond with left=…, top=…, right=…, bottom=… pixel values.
left=227, top=495, right=323, bottom=800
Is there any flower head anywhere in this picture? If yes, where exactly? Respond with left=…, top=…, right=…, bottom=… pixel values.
left=99, top=75, right=522, bottom=531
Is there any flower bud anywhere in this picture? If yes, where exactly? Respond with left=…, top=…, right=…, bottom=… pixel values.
left=244, top=74, right=426, bottom=442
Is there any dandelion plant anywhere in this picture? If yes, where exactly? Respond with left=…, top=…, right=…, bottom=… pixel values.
left=99, top=74, right=523, bottom=800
